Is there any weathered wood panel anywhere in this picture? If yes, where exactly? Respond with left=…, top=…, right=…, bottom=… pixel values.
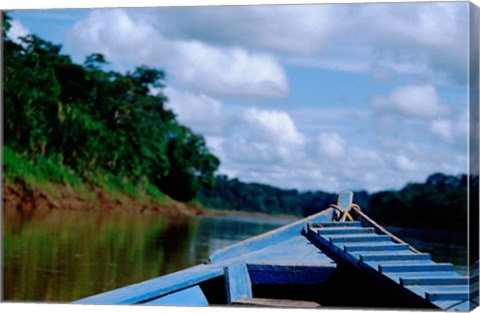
left=343, top=243, right=409, bottom=252
left=225, top=262, right=252, bottom=303
left=313, top=221, right=361, bottom=228
left=143, top=285, right=208, bottom=306
left=378, top=263, right=454, bottom=273
left=358, top=253, right=430, bottom=262
left=241, top=236, right=333, bottom=266
left=316, top=227, right=374, bottom=235
left=329, top=234, right=392, bottom=243
left=73, top=264, right=223, bottom=305
left=247, top=264, right=336, bottom=284
left=306, top=218, right=470, bottom=311
left=233, top=297, right=320, bottom=308
left=207, top=209, right=334, bottom=264
left=400, top=277, right=468, bottom=286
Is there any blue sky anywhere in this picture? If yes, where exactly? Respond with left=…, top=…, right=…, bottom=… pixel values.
left=6, top=2, right=471, bottom=192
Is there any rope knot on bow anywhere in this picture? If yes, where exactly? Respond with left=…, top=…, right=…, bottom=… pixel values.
left=328, top=203, right=362, bottom=222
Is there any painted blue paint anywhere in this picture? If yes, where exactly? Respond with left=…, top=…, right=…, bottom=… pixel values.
left=207, top=209, right=334, bottom=263
left=343, top=243, right=410, bottom=252
left=422, top=285, right=469, bottom=293
left=306, top=218, right=470, bottom=311
left=247, top=264, right=336, bottom=285
left=314, top=221, right=361, bottom=228
left=143, top=286, right=208, bottom=306
left=385, top=272, right=463, bottom=284
left=73, top=264, right=223, bottom=305
left=432, top=300, right=469, bottom=310
left=446, top=300, right=476, bottom=311
left=358, top=253, right=431, bottom=262
left=426, top=291, right=469, bottom=301
left=400, top=277, right=468, bottom=286
left=225, top=262, right=252, bottom=303
left=378, top=263, right=455, bottom=273
left=329, top=234, right=392, bottom=243
left=241, top=236, right=333, bottom=266
left=316, top=227, right=374, bottom=235
left=337, top=191, right=353, bottom=210
left=351, top=250, right=414, bottom=256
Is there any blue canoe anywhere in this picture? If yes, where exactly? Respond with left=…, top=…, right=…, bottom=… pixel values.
left=74, top=191, right=478, bottom=311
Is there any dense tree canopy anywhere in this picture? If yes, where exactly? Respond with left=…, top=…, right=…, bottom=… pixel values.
left=199, top=175, right=347, bottom=217
left=367, top=173, right=468, bottom=231
left=3, top=13, right=219, bottom=201
left=199, top=173, right=469, bottom=231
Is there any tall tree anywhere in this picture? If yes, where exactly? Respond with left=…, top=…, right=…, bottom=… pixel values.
left=3, top=17, right=220, bottom=202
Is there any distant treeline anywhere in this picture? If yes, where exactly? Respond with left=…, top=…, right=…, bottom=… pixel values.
left=198, top=175, right=339, bottom=216
left=367, top=173, right=471, bottom=231
left=3, top=14, right=219, bottom=202
left=199, top=173, right=473, bottom=231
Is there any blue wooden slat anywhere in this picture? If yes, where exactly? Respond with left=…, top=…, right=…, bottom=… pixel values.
left=378, top=263, right=455, bottom=273
left=422, top=285, right=469, bottom=293
left=73, top=264, right=224, bottom=305
left=385, top=271, right=462, bottom=284
left=343, top=243, right=409, bottom=252
left=390, top=271, right=462, bottom=278
left=358, top=253, right=430, bottom=262
left=352, top=250, right=414, bottom=256
left=411, top=285, right=469, bottom=298
left=305, top=208, right=470, bottom=311
left=225, top=262, right=252, bottom=303
left=400, top=277, right=468, bottom=286
left=316, top=227, right=374, bottom=235
left=426, top=291, right=469, bottom=301
left=143, top=285, right=208, bottom=306
left=314, top=221, right=361, bottom=228
left=329, top=234, right=391, bottom=243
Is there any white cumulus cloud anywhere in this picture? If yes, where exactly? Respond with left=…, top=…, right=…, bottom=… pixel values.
left=147, top=5, right=332, bottom=55
left=152, top=2, right=468, bottom=85
left=243, top=108, right=305, bottom=148
left=65, top=8, right=289, bottom=99
left=163, top=87, right=225, bottom=136
left=173, top=42, right=288, bottom=98
left=370, top=84, right=450, bottom=118
left=316, top=132, right=347, bottom=159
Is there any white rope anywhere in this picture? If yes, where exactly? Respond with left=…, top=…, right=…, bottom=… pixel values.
left=326, top=203, right=420, bottom=253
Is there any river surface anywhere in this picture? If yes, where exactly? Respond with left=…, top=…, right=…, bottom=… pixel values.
left=3, top=210, right=467, bottom=303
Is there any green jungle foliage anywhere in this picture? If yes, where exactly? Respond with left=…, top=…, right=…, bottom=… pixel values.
left=198, top=175, right=371, bottom=217
left=198, top=175, right=339, bottom=216
left=3, top=13, right=219, bottom=202
left=367, top=173, right=471, bottom=232
left=199, top=173, right=470, bottom=231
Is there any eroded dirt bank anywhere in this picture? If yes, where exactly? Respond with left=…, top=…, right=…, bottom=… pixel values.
left=3, top=180, right=205, bottom=221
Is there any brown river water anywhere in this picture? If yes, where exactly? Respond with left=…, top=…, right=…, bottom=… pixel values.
left=3, top=210, right=467, bottom=303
